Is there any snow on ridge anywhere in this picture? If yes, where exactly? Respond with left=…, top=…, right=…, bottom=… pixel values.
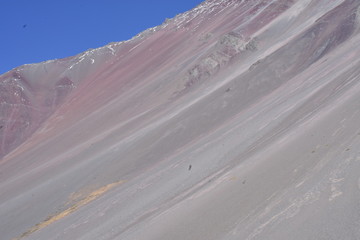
left=171, top=0, right=237, bottom=29
left=21, top=0, right=236, bottom=74
left=128, top=0, right=238, bottom=39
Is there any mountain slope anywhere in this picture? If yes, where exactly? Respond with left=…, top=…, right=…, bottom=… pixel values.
left=1, top=0, right=360, bottom=239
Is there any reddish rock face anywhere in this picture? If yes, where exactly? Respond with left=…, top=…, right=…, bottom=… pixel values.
left=2, top=1, right=360, bottom=240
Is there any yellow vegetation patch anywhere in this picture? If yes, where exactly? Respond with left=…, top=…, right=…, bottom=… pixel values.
left=13, top=180, right=126, bottom=240
left=229, top=176, right=237, bottom=181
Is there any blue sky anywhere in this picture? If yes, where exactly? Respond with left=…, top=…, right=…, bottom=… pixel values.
left=0, top=0, right=204, bottom=74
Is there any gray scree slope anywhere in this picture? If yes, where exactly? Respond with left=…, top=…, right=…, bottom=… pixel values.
left=1, top=0, right=360, bottom=239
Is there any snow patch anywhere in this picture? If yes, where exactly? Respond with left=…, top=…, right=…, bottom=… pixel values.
left=106, top=45, right=116, bottom=55
left=128, top=42, right=143, bottom=53
left=329, top=184, right=343, bottom=201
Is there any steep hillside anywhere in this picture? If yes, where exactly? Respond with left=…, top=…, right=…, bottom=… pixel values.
left=1, top=0, right=360, bottom=239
